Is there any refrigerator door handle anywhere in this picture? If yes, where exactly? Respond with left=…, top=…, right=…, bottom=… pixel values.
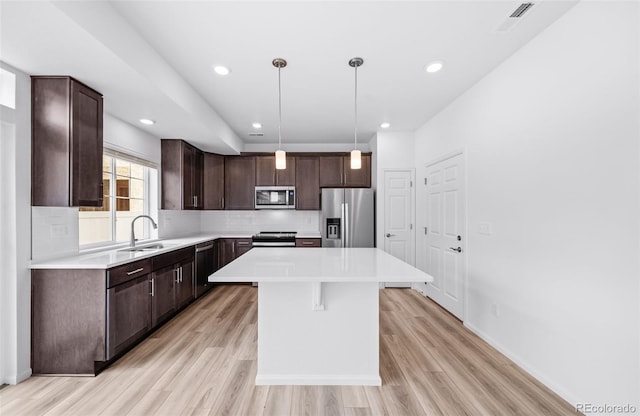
left=341, top=202, right=346, bottom=248
left=344, top=202, right=349, bottom=247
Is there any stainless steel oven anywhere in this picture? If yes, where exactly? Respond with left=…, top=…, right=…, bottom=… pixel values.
left=255, top=186, right=295, bottom=209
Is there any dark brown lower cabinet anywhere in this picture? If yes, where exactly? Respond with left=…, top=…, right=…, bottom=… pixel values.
left=151, top=265, right=178, bottom=327
left=176, top=259, right=194, bottom=309
left=218, top=238, right=252, bottom=268
left=107, top=274, right=152, bottom=359
left=32, top=247, right=197, bottom=375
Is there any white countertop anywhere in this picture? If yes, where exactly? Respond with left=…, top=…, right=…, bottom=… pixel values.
left=30, top=230, right=323, bottom=270
left=29, top=233, right=244, bottom=269
left=209, top=248, right=434, bottom=283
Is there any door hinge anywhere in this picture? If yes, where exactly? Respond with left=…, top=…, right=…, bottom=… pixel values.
left=424, top=227, right=428, bottom=235
left=410, top=180, right=413, bottom=187
left=424, top=178, right=427, bottom=185
left=410, top=224, right=413, bottom=230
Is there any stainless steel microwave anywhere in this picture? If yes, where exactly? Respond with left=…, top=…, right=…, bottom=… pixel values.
left=255, top=186, right=296, bottom=209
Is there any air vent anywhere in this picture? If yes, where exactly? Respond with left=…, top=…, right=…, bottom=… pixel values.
left=248, top=132, right=264, bottom=137
left=510, top=3, right=535, bottom=18
left=494, top=2, right=535, bottom=32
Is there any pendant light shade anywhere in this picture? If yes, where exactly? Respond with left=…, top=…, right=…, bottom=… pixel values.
left=350, top=150, right=362, bottom=169
left=275, top=150, right=286, bottom=169
left=349, top=57, right=363, bottom=170
left=273, top=58, right=287, bottom=170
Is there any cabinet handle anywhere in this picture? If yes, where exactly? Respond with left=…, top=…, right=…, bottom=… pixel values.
left=150, top=278, right=155, bottom=297
left=180, top=267, right=183, bottom=283
left=302, top=241, right=314, bottom=245
left=126, top=267, right=144, bottom=276
left=237, top=242, right=250, bottom=246
left=195, top=196, right=198, bottom=207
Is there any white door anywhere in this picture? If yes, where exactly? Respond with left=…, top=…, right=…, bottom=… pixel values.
left=422, top=153, right=466, bottom=319
left=383, top=170, right=414, bottom=288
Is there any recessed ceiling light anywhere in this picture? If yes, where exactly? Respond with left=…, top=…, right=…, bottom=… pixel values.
left=139, top=118, right=155, bottom=125
left=380, top=122, right=391, bottom=129
left=213, top=65, right=230, bottom=76
left=426, top=61, right=444, bottom=73
left=252, top=122, right=262, bottom=129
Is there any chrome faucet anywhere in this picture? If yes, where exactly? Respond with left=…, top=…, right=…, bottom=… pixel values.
left=130, top=215, right=158, bottom=248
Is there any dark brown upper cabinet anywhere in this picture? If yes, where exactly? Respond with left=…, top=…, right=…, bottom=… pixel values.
left=161, top=139, right=203, bottom=210
left=319, top=154, right=371, bottom=188
left=295, top=156, right=320, bottom=210
left=224, top=156, right=255, bottom=210
left=203, top=153, right=225, bottom=210
left=31, top=76, right=104, bottom=207
left=255, top=155, right=296, bottom=186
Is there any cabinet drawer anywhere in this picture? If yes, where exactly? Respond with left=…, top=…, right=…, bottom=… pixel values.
left=151, top=247, right=194, bottom=271
left=107, top=259, right=152, bottom=288
left=296, top=238, right=321, bottom=248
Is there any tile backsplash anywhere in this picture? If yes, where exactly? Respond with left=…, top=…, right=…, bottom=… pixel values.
left=32, top=207, right=79, bottom=261
left=200, top=210, right=320, bottom=234
left=158, top=210, right=202, bottom=239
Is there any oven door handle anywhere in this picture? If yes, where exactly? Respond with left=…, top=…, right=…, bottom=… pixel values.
left=251, top=242, right=296, bottom=247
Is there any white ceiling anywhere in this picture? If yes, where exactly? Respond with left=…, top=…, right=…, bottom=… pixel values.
left=0, top=0, right=577, bottom=154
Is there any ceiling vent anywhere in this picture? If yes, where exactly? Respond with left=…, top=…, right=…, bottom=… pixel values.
left=248, top=132, right=264, bottom=137
left=494, top=2, right=536, bottom=33
left=510, top=3, right=535, bottom=18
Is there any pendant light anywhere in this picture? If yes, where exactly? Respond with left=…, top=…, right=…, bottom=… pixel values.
left=273, top=58, right=287, bottom=170
left=349, top=57, right=363, bottom=169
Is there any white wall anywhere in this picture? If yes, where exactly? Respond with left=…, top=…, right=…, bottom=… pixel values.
left=414, top=1, right=639, bottom=407
left=373, top=132, right=415, bottom=256
left=0, top=62, right=32, bottom=384
left=103, top=113, right=161, bottom=165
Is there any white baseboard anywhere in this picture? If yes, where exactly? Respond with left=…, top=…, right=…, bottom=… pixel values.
left=464, top=322, right=581, bottom=408
left=4, top=368, right=32, bottom=385
left=256, top=374, right=382, bottom=386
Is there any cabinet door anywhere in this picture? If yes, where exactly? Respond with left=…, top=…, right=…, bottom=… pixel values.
left=32, top=76, right=103, bottom=207
left=204, top=153, right=224, bottom=210
left=319, top=155, right=344, bottom=188
left=343, top=154, right=371, bottom=188
left=176, top=259, right=194, bottom=309
left=194, top=150, right=204, bottom=209
left=71, top=81, right=104, bottom=207
left=235, top=239, right=253, bottom=258
left=276, top=156, right=296, bottom=186
left=218, top=239, right=235, bottom=268
left=182, top=143, right=196, bottom=209
left=106, top=274, right=151, bottom=359
left=151, top=266, right=176, bottom=327
left=224, top=156, right=256, bottom=210
left=295, top=156, right=320, bottom=210
left=255, top=156, right=276, bottom=186
left=256, top=155, right=296, bottom=186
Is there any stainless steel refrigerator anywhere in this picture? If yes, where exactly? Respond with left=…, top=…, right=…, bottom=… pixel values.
left=321, top=188, right=374, bottom=248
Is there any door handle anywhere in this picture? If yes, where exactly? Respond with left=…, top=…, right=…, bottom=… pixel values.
left=386, top=233, right=396, bottom=238
left=449, top=247, right=462, bottom=253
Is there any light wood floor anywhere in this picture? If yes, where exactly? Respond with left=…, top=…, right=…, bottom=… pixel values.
left=0, top=285, right=577, bottom=416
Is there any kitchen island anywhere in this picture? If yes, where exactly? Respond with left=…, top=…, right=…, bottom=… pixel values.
left=209, top=247, right=434, bottom=386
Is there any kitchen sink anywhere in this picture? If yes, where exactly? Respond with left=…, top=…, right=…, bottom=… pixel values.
left=119, top=243, right=173, bottom=252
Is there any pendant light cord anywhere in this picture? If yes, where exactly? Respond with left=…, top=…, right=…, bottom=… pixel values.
left=354, top=64, right=358, bottom=150
left=278, top=66, right=282, bottom=150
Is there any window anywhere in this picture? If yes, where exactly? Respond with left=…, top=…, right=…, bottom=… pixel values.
left=79, top=150, right=158, bottom=248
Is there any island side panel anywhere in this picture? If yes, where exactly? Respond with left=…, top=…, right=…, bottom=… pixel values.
left=256, top=281, right=380, bottom=385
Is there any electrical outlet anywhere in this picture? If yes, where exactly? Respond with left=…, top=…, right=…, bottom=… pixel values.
left=50, top=224, right=68, bottom=238
left=478, top=222, right=492, bottom=235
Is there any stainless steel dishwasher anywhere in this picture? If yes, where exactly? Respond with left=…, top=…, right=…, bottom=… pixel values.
left=195, top=241, right=215, bottom=298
